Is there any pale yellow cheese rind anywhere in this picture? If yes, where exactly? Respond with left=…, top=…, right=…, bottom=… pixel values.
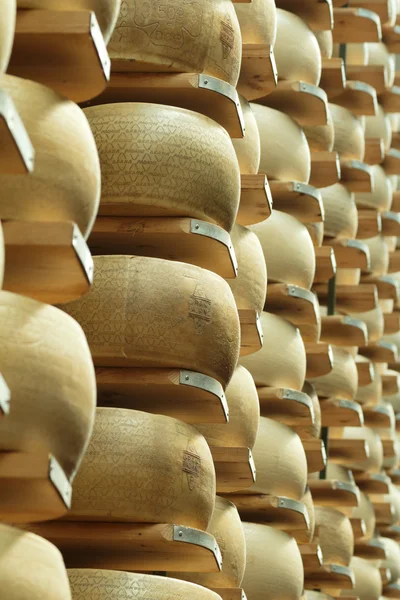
left=315, top=506, right=354, bottom=566
left=0, top=0, right=15, bottom=74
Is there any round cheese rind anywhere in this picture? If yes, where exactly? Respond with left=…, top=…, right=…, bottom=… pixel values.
left=367, top=42, right=395, bottom=88
left=314, top=30, right=333, bottom=58
left=330, top=103, right=365, bottom=161
left=365, top=105, right=392, bottom=151
left=352, top=491, right=376, bottom=540
left=0, top=290, right=96, bottom=481
left=341, top=426, right=384, bottom=473
left=320, top=184, right=358, bottom=240
left=350, top=557, right=382, bottom=600
left=363, top=236, right=389, bottom=277
left=235, top=0, right=276, bottom=45
left=308, top=347, right=358, bottom=401
left=0, top=0, right=15, bottom=74
left=232, top=99, right=261, bottom=175
left=355, top=165, right=393, bottom=213
left=381, top=537, right=400, bottom=582
left=303, top=107, right=335, bottom=152
left=108, top=0, right=242, bottom=87
left=84, top=102, right=240, bottom=232
left=315, top=506, right=354, bottom=566
left=66, top=407, right=216, bottom=529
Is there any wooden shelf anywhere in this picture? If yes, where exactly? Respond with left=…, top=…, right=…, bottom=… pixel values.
left=328, top=439, right=370, bottom=463
left=88, top=217, right=237, bottom=279
left=346, top=65, right=386, bottom=95
left=340, top=161, right=373, bottom=192
left=211, top=447, right=255, bottom=493
left=363, top=138, right=385, bottom=165
left=310, top=152, right=341, bottom=188
left=238, top=44, right=278, bottom=101
left=305, top=342, right=334, bottom=378
left=389, top=251, right=400, bottom=273
left=265, top=284, right=320, bottom=343
left=383, top=149, right=400, bottom=175
left=359, top=340, right=398, bottom=362
left=84, top=72, right=244, bottom=138
left=379, top=525, right=400, bottom=541
left=392, top=133, right=400, bottom=152
left=239, top=174, right=273, bottom=226
left=255, top=81, right=328, bottom=126
left=383, top=23, right=400, bottom=52
left=314, top=247, right=337, bottom=283
left=331, top=80, right=378, bottom=116
left=2, top=221, right=93, bottom=305
left=9, top=9, right=110, bottom=103
left=384, top=584, right=400, bottom=599
left=0, top=375, right=10, bottom=418
left=356, top=359, right=374, bottom=385
left=391, top=190, right=400, bottom=211
left=314, top=283, right=378, bottom=312
left=354, top=472, right=390, bottom=493
left=382, top=372, right=400, bottom=395
left=357, top=209, right=382, bottom=239
left=379, top=86, right=400, bottom=112
left=361, top=275, right=400, bottom=301
left=363, top=404, right=394, bottom=427
left=0, top=452, right=71, bottom=523
left=351, top=517, right=367, bottom=540
left=304, top=564, right=355, bottom=591
left=275, top=0, right=334, bottom=30
left=257, top=387, right=314, bottom=426
left=347, top=0, right=390, bottom=23
left=303, top=438, right=327, bottom=473
left=239, top=310, right=264, bottom=357
left=320, top=58, right=346, bottom=98
left=390, top=468, right=400, bottom=484
left=96, top=368, right=228, bottom=425
left=333, top=8, right=382, bottom=42
left=320, top=398, right=364, bottom=427
left=23, top=522, right=222, bottom=572
left=300, top=543, right=324, bottom=572
left=354, top=538, right=387, bottom=559
left=308, top=479, right=360, bottom=507
left=269, top=181, right=324, bottom=223
left=320, top=315, right=368, bottom=346
left=327, top=239, right=370, bottom=269
left=0, top=89, right=34, bottom=174
left=384, top=312, right=400, bottom=334
left=371, top=500, right=393, bottom=525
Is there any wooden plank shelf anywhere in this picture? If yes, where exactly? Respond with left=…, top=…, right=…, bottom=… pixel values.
left=388, top=251, right=400, bottom=273
left=320, top=58, right=346, bottom=98
left=354, top=472, right=390, bottom=493
left=211, top=590, right=247, bottom=600
left=265, top=284, right=320, bottom=343
left=320, top=398, right=364, bottom=427
left=381, top=568, right=393, bottom=587
left=363, top=404, right=395, bottom=427
left=357, top=209, right=382, bottom=239
left=392, top=133, right=400, bottom=152
left=0, top=89, right=34, bottom=174
left=351, top=517, right=367, bottom=540
left=346, top=65, right=387, bottom=95
left=308, top=480, right=360, bottom=507
left=88, top=217, right=237, bottom=279
left=391, top=190, right=400, bottom=211
left=332, top=8, right=382, bottom=42
left=371, top=500, right=394, bottom=525
left=305, top=343, right=334, bottom=378
left=257, top=387, right=314, bottom=426
left=310, top=152, right=341, bottom=188
left=9, top=9, right=110, bottom=103
left=382, top=372, right=400, bottom=395
left=0, top=375, right=10, bottom=418
left=224, top=494, right=311, bottom=543
left=96, top=368, right=229, bottom=425
left=1, top=220, right=93, bottom=305
left=354, top=538, right=387, bottom=559
left=314, top=247, right=337, bottom=284
left=330, top=81, right=378, bottom=116
left=347, top=0, right=390, bottom=23
left=304, top=564, right=355, bottom=591
left=314, top=283, right=378, bottom=312
left=327, top=239, right=370, bottom=269
left=300, top=543, right=324, bottom=572
left=0, top=452, right=71, bottom=523
left=238, top=44, right=278, bottom=101
left=255, top=81, right=328, bottom=126
left=239, top=310, right=264, bottom=357
left=269, top=181, right=324, bottom=223
left=84, top=72, right=244, bottom=138
left=383, top=583, right=400, bottom=599
left=23, top=522, right=222, bottom=572
left=379, top=525, right=400, bottom=541
left=239, top=174, right=273, bottom=226
left=340, top=161, right=373, bottom=192
left=360, top=275, right=400, bottom=301
left=328, top=439, right=370, bottom=464
left=389, top=468, right=400, bottom=484
left=397, top=413, right=400, bottom=432
left=383, top=149, right=400, bottom=175
left=303, top=438, right=327, bottom=473
left=363, top=138, right=385, bottom=165
left=320, top=315, right=368, bottom=346
left=384, top=312, right=400, bottom=334
left=383, top=23, right=400, bottom=52
left=211, top=447, right=256, bottom=493
left=356, top=359, right=374, bottom=385
left=275, top=0, right=334, bottom=30
left=358, top=340, right=398, bottom=362
left=379, top=86, right=400, bottom=112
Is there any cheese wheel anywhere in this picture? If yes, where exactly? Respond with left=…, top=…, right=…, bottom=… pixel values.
left=251, top=103, right=311, bottom=183
left=302, top=485, right=315, bottom=540
left=274, top=9, right=321, bottom=85
left=336, top=43, right=369, bottom=65
left=68, top=570, right=221, bottom=600
left=232, top=99, right=261, bottom=174
left=0, top=222, right=4, bottom=289
left=308, top=347, right=358, bottom=401
left=1, top=0, right=15, bottom=74
left=0, top=291, right=95, bottom=480
left=355, top=165, right=393, bottom=213
left=242, top=523, right=304, bottom=600
left=240, top=312, right=306, bottom=390
left=171, top=496, right=246, bottom=588
left=250, top=210, right=316, bottom=289
left=321, top=184, right=358, bottom=240
left=235, top=0, right=277, bottom=46
left=196, top=366, right=260, bottom=450
left=108, top=0, right=242, bottom=87
left=349, top=557, right=382, bottom=600
left=325, top=462, right=355, bottom=482
left=16, top=0, right=120, bottom=43
left=228, top=224, right=267, bottom=313
left=367, top=43, right=395, bottom=88
left=314, top=30, right=333, bottom=59
left=295, top=382, right=322, bottom=440
left=352, top=491, right=376, bottom=541
left=307, top=222, right=324, bottom=247
left=330, top=103, right=365, bottom=161
left=336, top=268, right=361, bottom=285
left=389, top=113, right=400, bottom=133
left=61, top=256, right=240, bottom=387
left=303, top=107, right=335, bottom=152
left=355, top=364, right=382, bottom=406
left=350, top=307, right=384, bottom=343
left=315, top=507, right=354, bottom=566
left=363, top=236, right=389, bottom=277
left=84, top=103, right=240, bottom=232
left=387, top=390, right=400, bottom=412
left=365, top=105, right=392, bottom=151
left=66, top=407, right=216, bottom=528
left=378, top=430, right=400, bottom=470
left=242, top=417, right=308, bottom=499
left=0, top=525, right=71, bottom=600
left=383, top=331, right=400, bottom=354
left=340, top=426, right=384, bottom=473
left=381, top=537, right=400, bottom=582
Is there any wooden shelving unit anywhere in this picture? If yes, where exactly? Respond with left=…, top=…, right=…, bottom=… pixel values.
left=239, top=175, right=273, bottom=225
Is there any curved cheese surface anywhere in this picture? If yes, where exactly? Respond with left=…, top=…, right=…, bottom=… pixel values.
left=352, top=491, right=376, bottom=540
left=367, top=42, right=395, bottom=88
left=0, top=291, right=96, bottom=481
left=232, top=98, right=261, bottom=175
left=84, top=102, right=240, bottom=232
left=356, top=165, right=392, bottom=213
left=330, top=103, right=365, bottom=161
left=303, top=107, right=334, bottom=152
left=363, top=236, right=389, bottom=277
left=235, top=0, right=277, bottom=46
left=351, top=556, right=382, bottom=600
left=0, top=0, right=15, bottom=74
left=365, top=104, right=392, bottom=151
left=315, top=506, right=354, bottom=566
left=321, top=184, right=358, bottom=240
left=314, top=30, right=333, bottom=59
left=108, top=0, right=242, bottom=87
left=308, top=347, right=358, bottom=401
left=341, top=426, right=383, bottom=473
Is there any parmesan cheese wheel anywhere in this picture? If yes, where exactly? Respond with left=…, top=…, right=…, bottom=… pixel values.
left=308, top=347, right=358, bottom=401
left=295, top=381, right=321, bottom=440
left=339, top=43, right=369, bottom=65
left=381, top=537, right=400, bottom=582
left=240, top=312, right=306, bottom=390
left=355, top=364, right=382, bottom=406
left=16, top=0, right=120, bottom=43
left=234, top=0, right=277, bottom=46
left=0, top=75, right=100, bottom=239
left=84, top=102, right=240, bottom=232
left=350, top=307, right=384, bottom=343
left=0, top=222, right=4, bottom=289
left=242, top=523, right=304, bottom=600
left=383, top=331, right=400, bottom=354
left=321, top=184, right=358, bottom=240
left=274, top=9, right=321, bottom=85
left=307, top=222, right=324, bottom=247
left=363, top=236, right=389, bottom=277
left=325, top=462, right=355, bottom=483
left=0, top=291, right=96, bottom=481
left=250, top=210, right=316, bottom=289
left=108, top=0, right=242, bottom=87
left=1, top=0, right=15, bottom=74
left=61, top=256, right=240, bottom=387
left=349, top=557, right=382, bottom=600
left=196, top=366, right=260, bottom=450
left=0, top=525, right=71, bottom=600
left=336, top=268, right=361, bottom=286
left=330, top=103, right=365, bottom=161
left=302, top=485, right=315, bottom=540
left=227, top=224, right=267, bottom=313
left=315, top=507, right=354, bottom=566
left=340, top=426, right=384, bottom=473
left=66, top=407, right=216, bottom=529
left=68, top=570, right=221, bottom=600
left=314, top=30, right=333, bottom=59
left=387, top=390, right=400, bottom=412
left=242, top=417, right=308, bottom=499
left=232, top=99, right=261, bottom=175
left=355, top=165, right=393, bottom=213
left=389, top=114, right=400, bottom=133
left=171, top=496, right=246, bottom=588
left=352, top=491, right=376, bottom=540
left=303, top=107, right=335, bottom=152
left=367, top=43, right=396, bottom=88
left=250, top=103, right=311, bottom=183
left=365, top=105, right=392, bottom=152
